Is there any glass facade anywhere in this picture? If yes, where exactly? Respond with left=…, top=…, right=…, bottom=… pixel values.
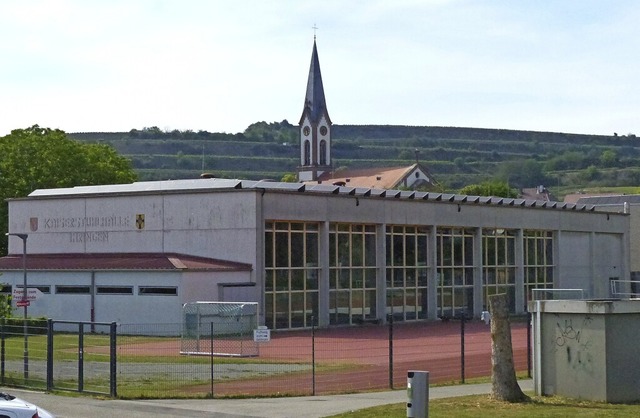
left=482, top=228, right=517, bottom=311
left=436, top=227, right=474, bottom=318
left=264, top=221, right=319, bottom=329
left=265, top=221, right=556, bottom=329
left=329, top=223, right=377, bottom=325
left=523, top=230, right=554, bottom=304
left=386, top=225, right=429, bottom=321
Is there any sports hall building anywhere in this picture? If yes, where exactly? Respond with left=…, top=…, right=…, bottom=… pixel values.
left=0, top=39, right=631, bottom=329
left=0, top=178, right=629, bottom=329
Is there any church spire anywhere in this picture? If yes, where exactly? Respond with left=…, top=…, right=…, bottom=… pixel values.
left=299, top=39, right=331, bottom=125
left=298, top=38, right=332, bottom=182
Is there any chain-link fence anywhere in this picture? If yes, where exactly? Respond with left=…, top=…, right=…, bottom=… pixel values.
left=0, top=317, right=530, bottom=398
left=115, top=317, right=530, bottom=398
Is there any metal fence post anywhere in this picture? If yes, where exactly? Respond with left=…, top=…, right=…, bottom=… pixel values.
left=46, top=319, right=53, bottom=391
left=312, top=316, right=316, bottom=396
left=388, top=313, right=394, bottom=389
left=460, top=314, right=465, bottom=384
left=0, top=317, right=5, bottom=385
left=210, top=321, right=214, bottom=397
left=110, top=322, right=117, bottom=397
left=527, top=312, right=532, bottom=378
left=78, top=322, right=84, bottom=392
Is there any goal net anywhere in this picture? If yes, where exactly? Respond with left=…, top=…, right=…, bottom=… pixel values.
left=181, top=301, right=259, bottom=357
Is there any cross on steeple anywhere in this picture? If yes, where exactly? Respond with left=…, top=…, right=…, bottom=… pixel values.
left=312, top=24, right=318, bottom=40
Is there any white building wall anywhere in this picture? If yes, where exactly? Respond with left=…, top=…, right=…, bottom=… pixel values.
left=2, top=269, right=254, bottom=326
left=10, top=271, right=92, bottom=322
left=94, top=271, right=184, bottom=324
left=2, top=270, right=186, bottom=324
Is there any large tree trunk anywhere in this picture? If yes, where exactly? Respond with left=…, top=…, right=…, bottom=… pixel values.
left=489, top=293, right=529, bottom=402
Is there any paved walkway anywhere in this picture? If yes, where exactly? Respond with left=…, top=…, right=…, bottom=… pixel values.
left=3, top=379, right=533, bottom=418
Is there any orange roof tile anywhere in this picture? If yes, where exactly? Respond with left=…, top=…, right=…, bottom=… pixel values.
left=310, top=165, right=419, bottom=189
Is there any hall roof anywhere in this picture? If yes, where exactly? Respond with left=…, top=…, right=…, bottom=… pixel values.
left=311, top=163, right=438, bottom=190
left=0, top=252, right=253, bottom=272
left=573, top=194, right=638, bottom=205
left=25, top=178, right=597, bottom=212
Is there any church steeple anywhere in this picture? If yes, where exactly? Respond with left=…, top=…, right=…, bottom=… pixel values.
left=298, top=39, right=332, bottom=182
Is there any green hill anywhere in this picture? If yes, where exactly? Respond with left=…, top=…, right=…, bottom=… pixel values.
left=69, top=121, right=640, bottom=196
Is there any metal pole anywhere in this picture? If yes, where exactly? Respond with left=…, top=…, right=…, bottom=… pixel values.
left=7, top=233, right=29, bottom=380
left=527, top=312, right=532, bottom=378
left=110, top=322, right=117, bottom=398
left=312, top=316, right=316, bottom=396
left=1, top=318, right=5, bottom=384
left=78, top=323, right=84, bottom=392
left=460, top=313, right=465, bottom=383
left=388, top=313, right=394, bottom=389
left=21, top=236, right=28, bottom=380
left=210, top=322, right=214, bottom=397
left=46, top=319, right=54, bottom=391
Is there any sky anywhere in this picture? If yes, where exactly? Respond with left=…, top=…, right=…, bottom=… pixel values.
left=1, top=0, right=639, bottom=137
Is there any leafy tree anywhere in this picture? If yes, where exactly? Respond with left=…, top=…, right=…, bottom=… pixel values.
left=0, top=276, right=11, bottom=318
left=459, top=181, right=518, bottom=198
left=281, top=173, right=298, bottom=183
left=244, top=120, right=296, bottom=143
left=600, top=149, right=617, bottom=167
left=0, top=125, right=137, bottom=255
left=0, top=295, right=11, bottom=318
left=582, top=165, right=600, bottom=181
left=544, top=151, right=587, bottom=171
left=495, top=159, right=547, bottom=189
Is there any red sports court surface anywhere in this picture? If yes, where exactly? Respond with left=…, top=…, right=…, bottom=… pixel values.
left=209, top=320, right=529, bottom=396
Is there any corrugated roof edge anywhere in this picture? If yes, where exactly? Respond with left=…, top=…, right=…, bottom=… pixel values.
left=26, top=178, right=597, bottom=212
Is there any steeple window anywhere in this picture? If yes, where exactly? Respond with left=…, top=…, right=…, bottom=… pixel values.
left=319, top=140, right=327, bottom=165
left=304, top=141, right=311, bottom=166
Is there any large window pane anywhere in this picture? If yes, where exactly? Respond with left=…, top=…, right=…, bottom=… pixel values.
left=365, top=234, right=376, bottom=266
left=291, top=269, right=304, bottom=290
left=265, top=231, right=273, bottom=268
left=291, top=233, right=304, bottom=267
left=275, top=232, right=289, bottom=267
left=352, top=234, right=364, bottom=266
left=306, top=233, right=318, bottom=265
left=290, top=292, right=304, bottom=328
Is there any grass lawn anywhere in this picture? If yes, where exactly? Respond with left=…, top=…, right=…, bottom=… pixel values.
left=328, top=394, right=640, bottom=417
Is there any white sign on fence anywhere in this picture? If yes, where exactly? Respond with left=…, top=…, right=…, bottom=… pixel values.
left=253, top=326, right=271, bottom=342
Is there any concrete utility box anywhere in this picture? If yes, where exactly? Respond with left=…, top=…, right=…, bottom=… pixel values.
left=529, top=299, right=640, bottom=403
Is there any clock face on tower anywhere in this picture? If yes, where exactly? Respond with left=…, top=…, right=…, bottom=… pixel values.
left=320, top=126, right=328, bottom=136
left=303, top=126, right=310, bottom=136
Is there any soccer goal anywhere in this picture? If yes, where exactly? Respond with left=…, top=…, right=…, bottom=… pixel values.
left=181, top=301, right=259, bottom=357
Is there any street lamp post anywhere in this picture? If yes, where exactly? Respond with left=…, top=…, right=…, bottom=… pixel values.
left=6, top=233, right=28, bottom=379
